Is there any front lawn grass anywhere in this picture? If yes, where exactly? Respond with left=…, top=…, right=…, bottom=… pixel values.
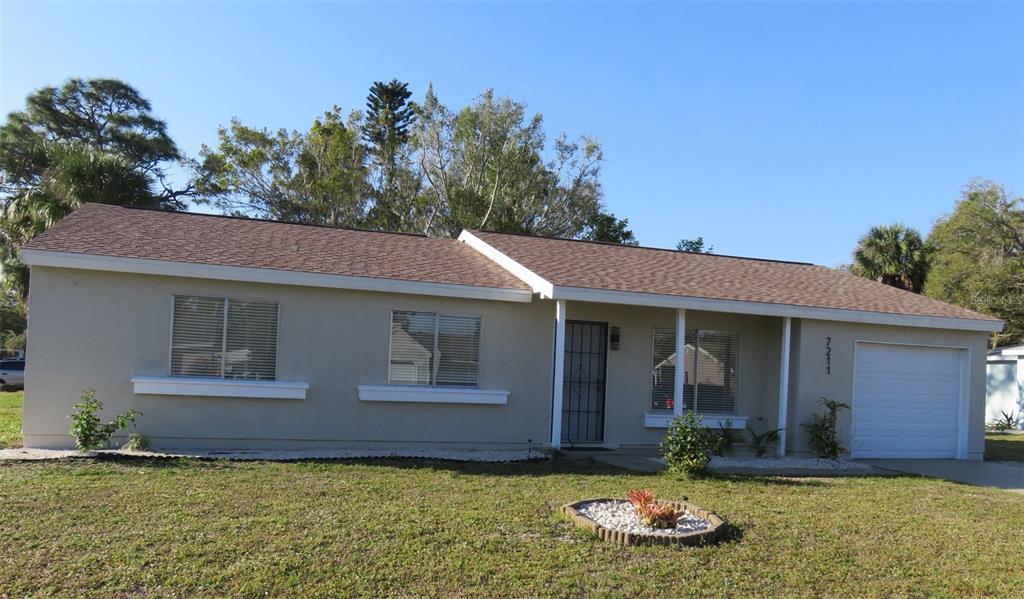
left=1, top=458, right=1022, bottom=597
left=985, top=432, right=1024, bottom=460
left=0, top=390, right=22, bottom=448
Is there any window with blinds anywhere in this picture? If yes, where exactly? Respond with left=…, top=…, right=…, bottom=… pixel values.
left=651, top=327, right=738, bottom=413
left=389, top=310, right=481, bottom=387
left=170, top=295, right=279, bottom=380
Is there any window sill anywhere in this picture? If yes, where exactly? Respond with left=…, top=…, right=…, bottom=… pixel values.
left=644, top=412, right=747, bottom=429
left=131, top=376, right=308, bottom=400
left=358, top=385, right=509, bottom=405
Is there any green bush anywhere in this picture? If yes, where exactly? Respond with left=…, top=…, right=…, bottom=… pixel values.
left=802, top=397, right=850, bottom=459
left=660, top=411, right=714, bottom=476
left=68, top=389, right=141, bottom=452
left=711, top=420, right=742, bottom=457
left=746, top=425, right=783, bottom=458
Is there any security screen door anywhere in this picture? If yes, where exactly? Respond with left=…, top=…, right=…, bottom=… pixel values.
left=562, top=320, right=608, bottom=444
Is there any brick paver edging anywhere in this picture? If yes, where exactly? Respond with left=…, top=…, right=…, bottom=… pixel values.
left=563, top=497, right=726, bottom=547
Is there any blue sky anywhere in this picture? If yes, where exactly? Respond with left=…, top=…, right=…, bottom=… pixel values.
left=2, top=0, right=1022, bottom=266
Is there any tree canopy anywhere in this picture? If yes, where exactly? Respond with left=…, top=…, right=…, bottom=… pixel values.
left=0, top=78, right=191, bottom=300
left=851, top=224, right=931, bottom=293
left=192, top=81, right=619, bottom=242
left=925, top=181, right=1024, bottom=346
left=677, top=237, right=712, bottom=253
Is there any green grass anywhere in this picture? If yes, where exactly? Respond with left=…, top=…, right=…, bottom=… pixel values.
left=0, top=390, right=22, bottom=448
left=985, top=432, right=1024, bottom=461
left=1, top=458, right=1022, bottom=597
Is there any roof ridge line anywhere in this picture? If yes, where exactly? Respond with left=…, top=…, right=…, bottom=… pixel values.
left=78, top=202, right=435, bottom=240
left=469, top=228, right=816, bottom=266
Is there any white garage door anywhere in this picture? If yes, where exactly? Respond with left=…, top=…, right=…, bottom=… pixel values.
left=852, top=343, right=965, bottom=459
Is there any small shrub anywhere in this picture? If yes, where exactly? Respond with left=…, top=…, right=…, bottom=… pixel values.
left=746, top=425, right=783, bottom=458
left=660, top=411, right=714, bottom=476
left=626, top=489, right=654, bottom=508
left=711, top=420, right=742, bottom=456
left=625, top=489, right=678, bottom=529
left=802, top=397, right=850, bottom=459
left=990, top=410, right=1021, bottom=432
left=121, top=433, right=150, bottom=452
left=68, top=389, right=142, bottom=452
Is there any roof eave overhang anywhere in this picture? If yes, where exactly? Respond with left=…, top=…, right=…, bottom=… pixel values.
left=549, top=285, right=1004, bottom=332
left=21, top=248, right=534, bottom=303
left=456, top=233, right=1003, bottom=333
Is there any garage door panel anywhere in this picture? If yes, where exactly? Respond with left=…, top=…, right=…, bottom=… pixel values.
left=852, top=343, right=963, bottom=459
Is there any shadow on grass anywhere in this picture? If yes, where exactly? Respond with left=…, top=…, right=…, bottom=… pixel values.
left=5, top=453, right=909, bottom=488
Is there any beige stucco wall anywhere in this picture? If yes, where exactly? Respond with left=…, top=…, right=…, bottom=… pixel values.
left=554, top=301, right=784, bottom=448
left=23, top=266, right=991, bottom=458
left=788, top=319, right=990, bottom=460
left=24, top=266, right=554, bottom=450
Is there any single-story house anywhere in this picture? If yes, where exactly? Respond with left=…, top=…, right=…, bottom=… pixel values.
left=21, top=204, right=1004, bottom=459
left=987, top=344, right=1023, bottom=429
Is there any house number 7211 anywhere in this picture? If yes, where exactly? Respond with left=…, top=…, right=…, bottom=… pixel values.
left=825, top=337, right=831, bottom=375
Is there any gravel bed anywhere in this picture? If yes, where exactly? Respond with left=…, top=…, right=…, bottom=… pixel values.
left=0, top=447, right=545, bottom=462
left=709, top=456, right=874, bottom=471
left=576, top=499, right=710, bottom=536
left=650, top=455, right=875, bottom=472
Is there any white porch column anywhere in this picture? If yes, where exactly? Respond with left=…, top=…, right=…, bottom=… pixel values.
left=777, top=316, right=792, bottom=457
left=674, top=309, right=686, bottom=418
left=550, top=299, right=567, bottom=449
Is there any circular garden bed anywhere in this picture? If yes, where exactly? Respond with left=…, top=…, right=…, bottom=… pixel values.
left=563, top=493, right=725, bottom=546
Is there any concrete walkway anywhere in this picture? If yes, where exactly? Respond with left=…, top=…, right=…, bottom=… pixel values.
left=862, top=459, right=1024, bottom=494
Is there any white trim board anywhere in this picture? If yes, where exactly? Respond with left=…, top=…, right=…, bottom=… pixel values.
left=23, top=249, right=533, bottom=303
left=458, top=231, right=554, bottom=298
left=358, top=385, right=508, bottom=405
left=132, top=376, right=308, bottom=399
left=547, top=285, right=1003, bottom=332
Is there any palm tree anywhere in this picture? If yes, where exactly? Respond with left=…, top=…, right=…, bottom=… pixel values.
left=1, top=143, right=158, bottom=301
left=851, top=224, right=932, bottom=292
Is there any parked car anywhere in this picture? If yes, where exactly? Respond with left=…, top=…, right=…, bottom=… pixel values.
left=0, top=360, right=25, bottom=390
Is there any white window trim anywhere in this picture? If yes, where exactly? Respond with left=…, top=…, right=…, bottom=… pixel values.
left=132, top=376, right=308, bottom=399
left=644, top=412, right=748, bottom=430
left=358, top=385, right=508, bottom=405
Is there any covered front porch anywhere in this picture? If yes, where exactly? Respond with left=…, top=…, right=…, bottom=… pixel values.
left=548, top=299, right=794, bottom=456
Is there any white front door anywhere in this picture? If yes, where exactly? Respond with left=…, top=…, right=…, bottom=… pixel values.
left=852, top=343, right=966, bottom=459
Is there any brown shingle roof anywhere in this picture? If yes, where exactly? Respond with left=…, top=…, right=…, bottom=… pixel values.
left=469, top=230, right=1000, bottom=322
left=25, top=204, right=530, bottom=291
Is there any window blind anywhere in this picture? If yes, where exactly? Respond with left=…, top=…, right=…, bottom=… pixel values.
left=651, top=327, right=737, bottom=413
left=225, top=299, right=279, bottom=380
left=171, top=296, right=225, bottom=378
left=694, top=330, right=738, bottom=413
left=171, top=295, right=278, bottom=380
left=389, top=311, right=481, bottom=387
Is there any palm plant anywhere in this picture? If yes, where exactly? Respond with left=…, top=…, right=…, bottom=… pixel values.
left=851, top=224, right=931, bottom=292
left=1, top=143, right=157, bottom=300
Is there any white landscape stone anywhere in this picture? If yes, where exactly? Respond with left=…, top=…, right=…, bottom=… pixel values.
left=0, top=447, right=545, bottom=462
left=650, top=455, right=875, bottom=472
left=576, top=499, right=711, bottom=536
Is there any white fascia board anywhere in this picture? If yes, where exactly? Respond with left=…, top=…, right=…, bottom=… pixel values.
left=549, top=285, right=1004, bottom=332
left=22, top=249, right=533, bottom=303
left=457, top=231, right=554, bottom=298
left=358, top=385, right=509, bottom=405
left=132, top=376, right=308, bottom=399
